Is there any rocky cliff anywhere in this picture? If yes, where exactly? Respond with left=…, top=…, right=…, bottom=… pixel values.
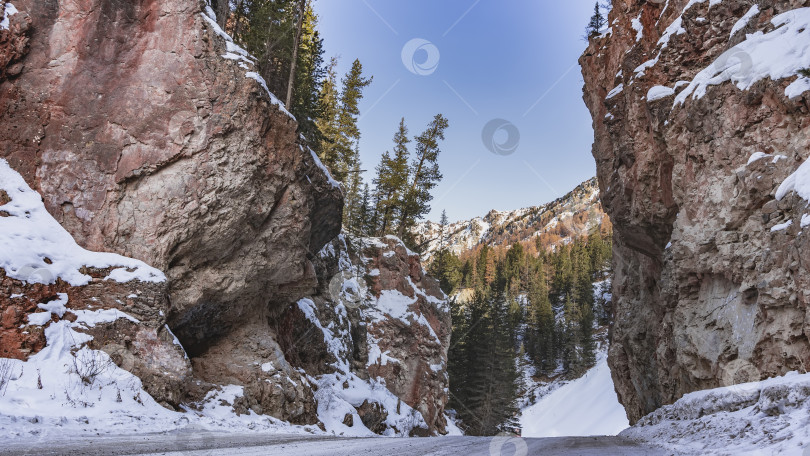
left=0, top=0, right=450, bottom=436
left=580, top=0, right=810, bottom=423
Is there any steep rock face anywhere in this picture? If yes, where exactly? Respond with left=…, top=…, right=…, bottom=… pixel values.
left=276, top=235, right=452, bottom=435
left=0, top=0, right=342, bottom=356
left=580, top=0, right=810, bottom=422
left=363, top=236, right=451, bottom=434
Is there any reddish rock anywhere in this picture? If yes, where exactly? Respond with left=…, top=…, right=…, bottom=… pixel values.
left=580, top=0, right=810, bottom=423
left=0, top=0, right=342, bottom=357
left=0, top=268, right=191, bottom=408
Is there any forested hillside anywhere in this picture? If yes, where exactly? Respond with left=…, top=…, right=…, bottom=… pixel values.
left=430, top=210, right=612, bottom=435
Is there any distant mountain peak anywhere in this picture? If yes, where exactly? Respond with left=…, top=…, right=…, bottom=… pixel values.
left=414, top=177, right=607, bottom=260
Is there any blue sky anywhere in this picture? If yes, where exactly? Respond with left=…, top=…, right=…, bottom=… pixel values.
left=313, top=1, right=598, bottom=223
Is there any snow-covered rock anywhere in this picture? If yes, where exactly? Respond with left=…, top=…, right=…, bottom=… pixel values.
left=623, top=372, right=810, bottom=455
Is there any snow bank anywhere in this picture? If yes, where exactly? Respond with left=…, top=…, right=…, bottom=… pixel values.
left=519, top=351, right=629, bottom=437
left=0, top=293, right=320, bottom=441
left=0, top=159, right=165, bottom=286
left=622, top=372, right=810, bottom=455
left=776, top=158, right=810, bottom=202
left=675, top=7, right=810, bottom=105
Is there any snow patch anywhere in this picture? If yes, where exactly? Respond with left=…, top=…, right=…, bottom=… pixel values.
left=631, top=15, right=644, bottom=41
left=606, top=84, right=624, bottom=99
left=0, top=159, right=165, bottom=286
left=308, top=147, right=341, bottom=190
left=771, top=220, right=793, bottom=232
left=675, top=8, right=810, bottom=105
left=746, top=151, right=771, bottom=165
left=519, top=351, right=629, bottom=437
left=647, top=85, right=675, bottom=101
left=730, top=5, right=760, bottom=38
left=776, top=158, right=810, bottom=201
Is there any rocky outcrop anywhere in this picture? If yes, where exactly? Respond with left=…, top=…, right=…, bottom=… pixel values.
left=274, top=235, right=452, bottom=435
left=580, top=0, right=810, bottom=422
left=0, top=0, right=342, bottom=357
left=0, top=0, right=451, bottom=435
left=362, top=236, right=452, bottom=434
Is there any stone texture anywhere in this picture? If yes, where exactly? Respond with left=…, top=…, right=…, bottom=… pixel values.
left=0, top=0, right=343, bottom=357
left=277, top=235, right=452, bottom=435
left=0, top=0, right=457, bottom=433
left=363, top=237, right=451, bottom=434
left=580, top=0, right=810, bottom=423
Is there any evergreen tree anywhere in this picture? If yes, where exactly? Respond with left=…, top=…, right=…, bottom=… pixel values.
left=315, top=57, right=341, bottom=169
left=373, top=118, right=411, bottom=236
left=586, top=2, right=606, bottom=37
left=439, top=209, right=449, bottom=249
left=449, top=291, right=519, bottom=435
left=528, top=273, right=556, bottom=375
left=352, top=184, right=372, bottom=235
left=333, top=59, right=372, bottom=184
left=291, top=4, right=326, bottom=143
left=397, top=114, right=450, bottom=242
left=344, top=149, right=364, bottom=231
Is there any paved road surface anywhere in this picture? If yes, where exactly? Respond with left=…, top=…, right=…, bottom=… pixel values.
left=1, top=430, right=679, bottom=455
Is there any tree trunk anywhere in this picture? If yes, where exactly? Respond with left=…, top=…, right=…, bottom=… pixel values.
left=213, top=0, right=230, bottom=30
left=285, top=0, right=307, bottom=110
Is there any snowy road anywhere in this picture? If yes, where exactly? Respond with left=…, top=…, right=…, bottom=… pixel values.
left=0, top=431, right=674, bottom=455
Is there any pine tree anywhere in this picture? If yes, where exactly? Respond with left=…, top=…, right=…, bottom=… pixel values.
left=352, top=184, right=372, bottom=235
left=333, top=59, right=372, bottom=184
left=449, top=291, right=519, bottom=435
left=315, top=58, right=341, bottom=169
left=439, top=209, right=449, bottom=247
left=291, top=4, right=326, bottom=143
left=373, top=118, right=411, bottom=236
left=397, top=114, right=449, bottom=242
left=586, top=2, right=606, bottom=37
left=344, top=149, right=364, bottom=231
left=528, top=273, right=556, bottom=375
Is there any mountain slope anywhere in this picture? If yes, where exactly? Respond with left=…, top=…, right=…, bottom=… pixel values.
left=519, top=349, right=628, bottom=438
left=414, top=177, right=608, bottom=260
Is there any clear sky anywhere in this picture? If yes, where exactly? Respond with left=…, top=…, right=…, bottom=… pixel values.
left=313, top=0, right=598, bottom=223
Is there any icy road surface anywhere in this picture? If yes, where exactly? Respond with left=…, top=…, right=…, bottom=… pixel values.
left=1, top=430, right=675, bottom=455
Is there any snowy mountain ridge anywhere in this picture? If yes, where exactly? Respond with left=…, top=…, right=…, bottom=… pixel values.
left=414, top=177, right=607, bottom=260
